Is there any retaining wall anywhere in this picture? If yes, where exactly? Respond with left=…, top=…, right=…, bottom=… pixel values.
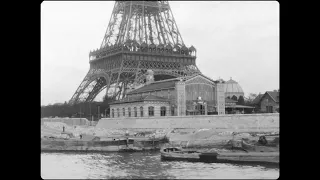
left=41, top=118, right=90, bottom=126
left=96, top=113, right=279, bottom=132
left=41, top=139, right=162, bottom=152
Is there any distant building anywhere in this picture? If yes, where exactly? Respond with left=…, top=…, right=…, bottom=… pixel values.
left=224, top=78, right=245, bottom=100
left=252, top=90, right=279, bottom=113
left=109, top=72, right=226, bottom=118
left=225, top=97, right=254, bottom=114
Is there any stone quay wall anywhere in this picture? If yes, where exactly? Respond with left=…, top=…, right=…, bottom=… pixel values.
left=96, top=113, right=279, bottom=132
left=41, top=118, right=90, bottom=126
left=41, top=139, right=163, bottom=152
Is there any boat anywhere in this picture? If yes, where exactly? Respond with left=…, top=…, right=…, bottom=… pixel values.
left=218, top=139, right=279, bottom=165
left=160, top=147, right=218, bottom=163
left=160, top=138, right=279, bottom=165
left=41, top=137, right=135, bottom=152
left=241, top=139, right=279, bottom=152
left=217, top=151, right=279, bottom=164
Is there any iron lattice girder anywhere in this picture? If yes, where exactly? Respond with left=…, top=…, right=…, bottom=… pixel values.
left=100, top=0, right=184, bottom=48
left=69, top=53, right=200, bottom=104
left=84, top=77, right=107, bottom=102
left=69, top=1, right=201, bottom=105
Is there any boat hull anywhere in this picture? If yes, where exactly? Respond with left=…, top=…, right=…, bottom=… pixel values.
left=41, top=138, right=136, bottom=152
left=160, top=148, right=279, bottom=165
left=217, top=151, right=279, bottom=164
left=160, top=148, right=218, bottom=163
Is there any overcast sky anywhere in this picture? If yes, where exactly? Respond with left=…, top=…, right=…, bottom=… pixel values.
left=41, top=1, right=279, bottom=105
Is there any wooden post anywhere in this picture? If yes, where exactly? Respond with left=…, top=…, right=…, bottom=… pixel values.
left=153, top=137, right=155, bottom=148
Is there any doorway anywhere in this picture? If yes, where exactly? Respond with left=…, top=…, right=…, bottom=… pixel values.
left=196, top=104, right=205, bottom=115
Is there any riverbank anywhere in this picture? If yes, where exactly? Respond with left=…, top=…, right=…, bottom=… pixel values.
left=41, top=120, right=278, bottom=152
left=41, top=138, right=165, bottom=152
left=41, top=152, right=279, bottom=179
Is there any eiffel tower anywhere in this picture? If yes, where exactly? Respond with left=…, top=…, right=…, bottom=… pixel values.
left=69, top=1, right=201, bottom=105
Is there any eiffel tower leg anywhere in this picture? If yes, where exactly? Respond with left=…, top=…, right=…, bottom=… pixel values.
left=113, top=60, right=124, bottom=100
left=104, top=73, right=113, bottom=100
left=69, top=70, right=91, bottom=105
left=69, top=69, right=109, bottom=105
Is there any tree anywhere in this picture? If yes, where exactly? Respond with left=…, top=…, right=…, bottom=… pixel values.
left=244, top=93, right=258, bottom=106
left=237, top=96, right=245, bottom=105
left=231, top=95, right=238, bottom=101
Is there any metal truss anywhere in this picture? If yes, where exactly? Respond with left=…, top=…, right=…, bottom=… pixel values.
left=100, top=1, right=184, bottom=48
left=69, top=1, right=201, bottom=105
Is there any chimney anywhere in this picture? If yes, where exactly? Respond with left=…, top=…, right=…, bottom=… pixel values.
left=146, top=69, right=154, bottom=85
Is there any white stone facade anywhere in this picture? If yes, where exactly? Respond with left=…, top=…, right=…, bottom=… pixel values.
left=109, top=74, right=226, bottom=118
left=110, top=101, right=170, bottom=118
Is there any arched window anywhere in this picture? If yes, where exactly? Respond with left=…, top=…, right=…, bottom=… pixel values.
left=111, top=109, right=114, bottom=118
left=148, top=106, right=154, bottom=116
left=134, top=107, right=137, bottom=117
left=140, top=107, right=143, bottom=117
left=231, top=95, right=238, bottom=101
left=171, top=106, right=175, bottom=116
left=123, top=108, right=125, bottom=116
left=161, top=106, right=166, bottom=116
left=117, top=108, right=120, bottom=117
left=128, top=107, right=131, bottom=117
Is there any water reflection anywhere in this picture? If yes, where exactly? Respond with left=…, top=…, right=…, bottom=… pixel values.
left=41, top=152, right=279, bottom=179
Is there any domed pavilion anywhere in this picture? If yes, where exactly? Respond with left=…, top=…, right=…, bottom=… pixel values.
left=224, top=77, right=244, bottom=100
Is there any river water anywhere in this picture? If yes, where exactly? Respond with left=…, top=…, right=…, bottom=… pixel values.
left=41, top=152, right=279, bottom=179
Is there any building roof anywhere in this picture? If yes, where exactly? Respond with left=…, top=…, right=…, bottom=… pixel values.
left=224, top=78, right=244, bottom=94
left=181, top=73, right=221, bottom=83
left=225, top=104, right=254, bottom=108
left=233, top=105, right=255, bottom=109
left=225, top=98, right=238, bottom=103
left=266, top=91, right=279, bottom=103
left=127, top=79, right=178, bottom=95
left=127, top=73, right=219, bottom=95
left=252, top=90, right=279, bottom=104
left=252, top=94, right=263, bottom=104
left=110, top=94, right=170, bottom=105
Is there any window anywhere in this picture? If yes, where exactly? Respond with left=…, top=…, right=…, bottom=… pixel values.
left=140, top=107, right=143, bottom=117
left=134, top=107, right=137, bottom=117
left=117, top=108, right=120, bottom=117
left=111, top=109, right=114, bottom=118
left=161, top=106, right=166, bottom=116
left=148, top=106, right=154, bottom=116
left=128, top=107, right=131, bottom=117
left=171, top=106, right=175, bottom=116
left=123, top=108, right=125, bottom=116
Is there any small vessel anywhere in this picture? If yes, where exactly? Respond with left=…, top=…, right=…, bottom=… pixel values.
left=160, top=138, right=279, bottom=165
left=41, top=137, right=135, bottom=152
left=217, top=151, right=279, bottom=164
left=160, top=147, right=218, bottom=163
left=218, top=138, right=279, bottom=164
